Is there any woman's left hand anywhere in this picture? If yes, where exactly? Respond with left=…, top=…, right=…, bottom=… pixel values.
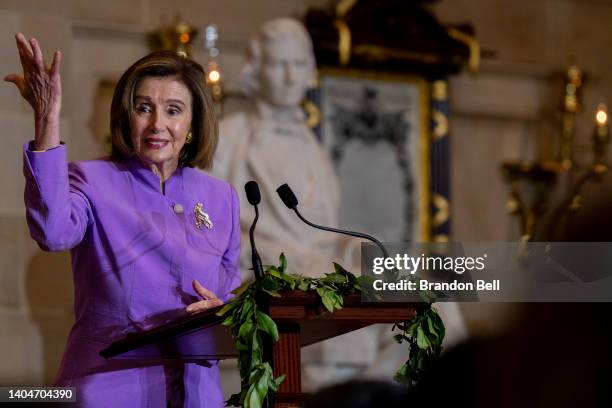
left=186, top=280, right=223, bottom=315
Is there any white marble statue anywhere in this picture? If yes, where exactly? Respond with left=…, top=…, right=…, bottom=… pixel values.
left=213, top=17, right=359, bottom=278
left=213, top=17, right=468, bottom=392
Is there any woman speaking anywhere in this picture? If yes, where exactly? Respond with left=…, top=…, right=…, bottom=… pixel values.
left=5, top=33, right=240, bottom=407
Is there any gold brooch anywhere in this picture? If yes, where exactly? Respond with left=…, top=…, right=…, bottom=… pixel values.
left=194, top=202, right=213, bottom=230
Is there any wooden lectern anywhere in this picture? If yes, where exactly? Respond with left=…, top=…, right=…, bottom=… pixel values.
left=100, top=291, right=418, bottom=407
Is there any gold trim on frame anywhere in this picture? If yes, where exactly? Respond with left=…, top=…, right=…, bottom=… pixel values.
left=447, top=27, right=480, bottom=74
left=432, top=193, right=450, bottom=227
left=432, top=80, right=448, bottom=101
left=333, top=20, right=352, bottom=66
left=317, top=67, right=432, bottom=242
left=432, top=109, right=448, bottom=141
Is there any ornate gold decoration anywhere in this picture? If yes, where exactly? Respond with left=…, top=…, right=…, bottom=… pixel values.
left=501, top=63, right=609, bottom=241
left=505, top=194, right=521, bottom=214
left=501, top=161, right=560, bottom=240
left=560, top=64, right=584, bottom=169
left=432, top=193, right=450, bottom=227
left=432, top=109, right=448, bottom=140
left=569, top=194, right=582, bottom=212
left=447, top=27, right=480, bottom=74
left=302, top=99, right=321, bottom=128
left=194, top=203, right=213, bottom=230
left=333, top=19, right=352, bottom=66
left=185, top=131, right=193, bottom=144
left=593, top=103, right=609, bottom=170
left=433, top=234, right=449, bottom=243
left=156, top=17, right=197, bottom=58
left=336, top=0, right=359, bottom=18
left=432, top=80, right=449, bottom=141
left=432, top=80, right=448, bottom=101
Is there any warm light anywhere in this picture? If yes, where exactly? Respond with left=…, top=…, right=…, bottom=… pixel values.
left=596, top=104, right=608, bottom=125
left=179, top=33, right=190, bottom=44
left=208, top=70, right=220, bottom=83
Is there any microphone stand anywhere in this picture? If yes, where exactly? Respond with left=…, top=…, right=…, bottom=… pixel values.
left=249, top=204, right=264, bottom=280
left=291, top=207, right=390, bottom=259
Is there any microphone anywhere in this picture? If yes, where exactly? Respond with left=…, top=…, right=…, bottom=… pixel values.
left=245, top=180, right=261, bottom=206
left=245, top=181, right=264, bottom=280
left=275, top=183, right=390, bottom=258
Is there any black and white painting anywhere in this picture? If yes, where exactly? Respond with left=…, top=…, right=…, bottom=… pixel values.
left=320, top=73, right=426, bottom=242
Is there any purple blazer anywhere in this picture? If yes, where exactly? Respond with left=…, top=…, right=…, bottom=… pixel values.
left=23, top=143, right=240, bottom=407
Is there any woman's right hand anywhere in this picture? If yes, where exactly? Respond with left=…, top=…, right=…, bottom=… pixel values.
left=4, top=33, right=62, bottom=150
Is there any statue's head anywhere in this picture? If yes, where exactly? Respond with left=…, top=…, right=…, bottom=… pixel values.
left=241, top=18, right=315, bottom=108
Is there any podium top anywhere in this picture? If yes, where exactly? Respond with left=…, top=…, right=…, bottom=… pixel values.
left=100, top=291, right=419, bottom=360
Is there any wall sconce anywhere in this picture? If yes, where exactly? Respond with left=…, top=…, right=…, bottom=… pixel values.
left=155, top=16, right=197, bottom=58
left=593, top=104, right=609, bottom=173
left=502, top=64, right=609, bottom=241
left=204, top=24, right=223, bottom=116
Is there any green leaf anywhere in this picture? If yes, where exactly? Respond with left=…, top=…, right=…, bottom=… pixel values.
left=273, top=374, right=286, bottom=388
left=238, top=320, right=254, bottom=338
left=394, top=361, right=411, bottom=383
left=416, top=351, right=425, bottom=370
left=240, top=301, right=254, bottom=321
left=255, top=368, right=269, bottom=403
left=267, top=268, right=282, bottom=278
left=276, top=271, right=297, bottom=288
left=269, top=373, right=285, bottom=392
left=246, top=384, right=261, bottom=408
left=333, top=292, right=344, bottom=309
left=249, top=365, right=263, bottom=383
left=406, top=320, right=420, bottom=336
left=316, top=287, right=336, bottom=312
left=416, top=326, right=431, bottom=350
left=221, top=314, right=235, bottom=327
left=333, top=262, right=349, bottom=275
left=323, top=294, right=335, bottom=312
left=279, top=253, right=287, bottom=273
left=261, top=288, right=282, bottom=297
left=256, top=311, right=279, bottom=341
left=235, top=339, right=249, bottom=352
left=232, top=280, right=254, bottom=297
left=321, top=273, right=347, bottom=285
left=216, top=300, right=240, bottom=317
left=427, top=316, right=438, bottom=338
left=261, top=276, right=281, bottom=291
left=251, top=334, right=261, bottom=355
left=297, top=279, right=311, bottom=291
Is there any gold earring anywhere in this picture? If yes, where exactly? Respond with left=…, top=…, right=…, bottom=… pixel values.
left=186, top=131, right=193, bottom=144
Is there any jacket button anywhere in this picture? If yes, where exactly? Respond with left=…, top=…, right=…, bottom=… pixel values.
left=173, top=203, right=184, bottom=214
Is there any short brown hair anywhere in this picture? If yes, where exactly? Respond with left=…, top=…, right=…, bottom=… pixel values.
left=110, top=50, right=218, bottom=170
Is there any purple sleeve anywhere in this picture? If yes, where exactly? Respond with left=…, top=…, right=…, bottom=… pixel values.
left=23, top=142, right=93, bottom=251
left=219, top=184, right=241, bottom=302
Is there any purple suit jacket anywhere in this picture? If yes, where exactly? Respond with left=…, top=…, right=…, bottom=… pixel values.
left=23, top=143, right=240, bottom=407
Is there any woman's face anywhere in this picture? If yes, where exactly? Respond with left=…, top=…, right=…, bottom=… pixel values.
left=130, top=76, right=193, bottom=175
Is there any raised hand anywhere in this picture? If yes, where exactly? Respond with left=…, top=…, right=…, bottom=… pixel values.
left=186, top=280, right=224, bottom=315
left=4, top=33, right=62, bottom=150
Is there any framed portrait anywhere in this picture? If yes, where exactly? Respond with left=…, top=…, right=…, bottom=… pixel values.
left=316, top=68, right=433, bottom=243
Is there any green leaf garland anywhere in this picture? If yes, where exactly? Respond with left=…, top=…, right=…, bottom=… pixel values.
left=217, top=253, right=444, bottom=407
